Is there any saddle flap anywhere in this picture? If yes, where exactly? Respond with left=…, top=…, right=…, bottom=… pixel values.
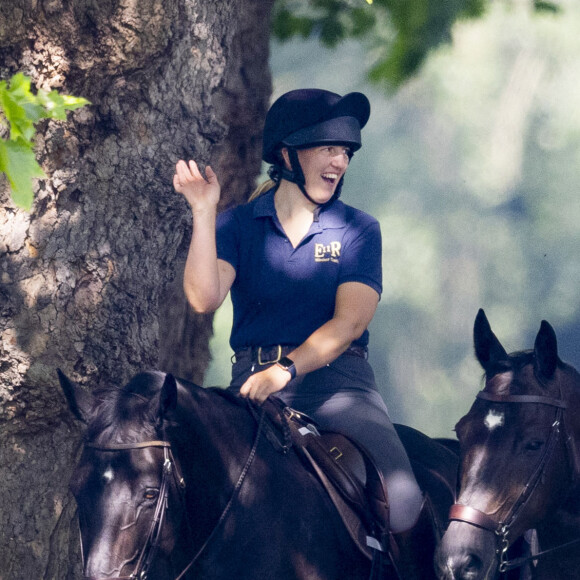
left=282, top=405, right=391, bottom=551
left=302, top=431, right=368, bottom=514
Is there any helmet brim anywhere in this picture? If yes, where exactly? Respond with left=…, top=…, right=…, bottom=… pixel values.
left=282, top=116, right=362, bottom=151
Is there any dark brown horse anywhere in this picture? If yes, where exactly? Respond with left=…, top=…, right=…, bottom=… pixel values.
left=59, top=369, right=458, bottom=580
left=435, top=309, right=580, bottom=580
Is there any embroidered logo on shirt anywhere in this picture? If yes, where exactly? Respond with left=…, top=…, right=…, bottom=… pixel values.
left=314, top=242, right=341, bottom=263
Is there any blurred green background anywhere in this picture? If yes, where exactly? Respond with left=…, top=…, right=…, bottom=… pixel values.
left=206, top=0, right=580, bottom=438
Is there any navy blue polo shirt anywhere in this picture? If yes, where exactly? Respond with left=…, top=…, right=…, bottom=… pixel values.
left=216, top=189, right=382, bottom=351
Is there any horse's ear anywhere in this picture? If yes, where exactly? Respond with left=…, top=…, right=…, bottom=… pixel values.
left=534, top=320, right=559, bottom=379
left=473, top=309, right=508, bottom=371
left=57, top=369, right=95, bottom=423
left=158, top=373, right=178, bottom=419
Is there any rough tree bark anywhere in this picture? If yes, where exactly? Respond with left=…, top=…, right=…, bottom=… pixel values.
left=0, top=1, right=273, bottom=578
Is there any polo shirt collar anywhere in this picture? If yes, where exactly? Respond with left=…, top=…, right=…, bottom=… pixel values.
left=253, top=189, right=346, bottom=229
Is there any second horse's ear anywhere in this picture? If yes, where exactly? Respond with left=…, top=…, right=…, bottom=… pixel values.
left=158, top=373, right=178, bottom=420
left=473, top=309, right=508, bottom=372
left=57, top=369, right=96, bottom=423
left=534, top=320, right=559, bottom=380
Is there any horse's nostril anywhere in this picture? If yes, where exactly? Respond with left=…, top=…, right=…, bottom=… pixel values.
left=440, top=552, right=483, bottom=580
left=461, top=554, right=483, bottom=579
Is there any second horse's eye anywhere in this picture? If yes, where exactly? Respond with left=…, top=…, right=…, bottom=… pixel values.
left=143, top=488, right=159, bottom=501
left=524, top=439, right=544, bottom=452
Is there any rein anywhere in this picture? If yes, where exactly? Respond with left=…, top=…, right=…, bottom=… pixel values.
left=173, top=406, right=265, bottom=580
left=80, top=407, right=266, bottom=580
left=449, top=390, right=580, bottom=574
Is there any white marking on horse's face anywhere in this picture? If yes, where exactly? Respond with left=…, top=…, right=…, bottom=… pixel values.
left=103, top=467, right=114, bottom=483
left=484, top=408, right=505, bottom=431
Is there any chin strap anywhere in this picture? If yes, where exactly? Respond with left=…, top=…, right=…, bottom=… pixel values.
left=273, top=148, right=344, bottom=207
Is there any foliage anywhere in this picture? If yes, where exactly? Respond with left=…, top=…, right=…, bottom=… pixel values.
left=272, top=0, right=563, bottom=87
left=0, top=73, right=90, bottom=210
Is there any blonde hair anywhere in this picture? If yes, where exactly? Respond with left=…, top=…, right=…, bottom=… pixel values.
left=248, top=178, right=277, bottom=202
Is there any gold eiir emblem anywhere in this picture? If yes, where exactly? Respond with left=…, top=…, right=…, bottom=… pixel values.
left=314, top=242, right=341, bottom=263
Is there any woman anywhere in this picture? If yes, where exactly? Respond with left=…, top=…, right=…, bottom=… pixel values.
left=174, top=89, right=424, bottom=546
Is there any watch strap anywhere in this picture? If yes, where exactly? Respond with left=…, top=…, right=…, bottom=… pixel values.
left=277, top=356, right=296, bottom=380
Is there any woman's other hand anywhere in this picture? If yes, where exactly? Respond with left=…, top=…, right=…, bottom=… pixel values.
left=239, top=364, right=292, bottom=404
left=174, top=159, right=220, bottom=213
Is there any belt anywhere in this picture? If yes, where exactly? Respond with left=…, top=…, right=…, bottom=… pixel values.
left=234, top=344, right=368, bottom=365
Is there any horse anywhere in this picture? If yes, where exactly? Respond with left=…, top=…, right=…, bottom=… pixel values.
left=58, top=368, right=458, bottom=580
left=435, top=309, right=580, bottom=580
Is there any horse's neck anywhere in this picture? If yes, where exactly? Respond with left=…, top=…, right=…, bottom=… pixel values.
left=536, top=489, right=580, bottom=553
left=172, top=387, right=256, bottom=472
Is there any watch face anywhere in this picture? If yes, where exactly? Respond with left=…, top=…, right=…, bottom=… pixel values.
left=278, top=356, right=294, bottom=369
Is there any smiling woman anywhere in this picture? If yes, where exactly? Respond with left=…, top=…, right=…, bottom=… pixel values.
left=172, top=87, right=433, bottom=576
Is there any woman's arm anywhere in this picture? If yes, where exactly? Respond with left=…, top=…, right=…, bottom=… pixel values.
left=174, top=160, right=235, bottom=313
left=239, top=281, right=379, bottom=402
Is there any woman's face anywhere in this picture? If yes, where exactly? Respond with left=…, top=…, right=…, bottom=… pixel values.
left=287, top=145, right=351, bottom=204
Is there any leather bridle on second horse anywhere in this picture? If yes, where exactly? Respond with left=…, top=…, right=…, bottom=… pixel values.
left=449, top=389, right=580, bottom=574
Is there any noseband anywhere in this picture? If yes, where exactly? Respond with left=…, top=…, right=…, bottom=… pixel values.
left=81, top=440, right=186, bottom=580
left=449, top=390, right=580, bottom=573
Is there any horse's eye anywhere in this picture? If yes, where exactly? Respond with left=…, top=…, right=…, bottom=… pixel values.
left=525, top=439, right=544, bottom=452
left=143, top=488, right=159, bottom=501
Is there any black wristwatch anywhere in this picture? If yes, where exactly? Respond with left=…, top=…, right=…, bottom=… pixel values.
left=276, top=356, right=297, bottom=380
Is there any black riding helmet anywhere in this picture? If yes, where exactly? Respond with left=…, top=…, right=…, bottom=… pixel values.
left=262, top=88, right=371, bottom=204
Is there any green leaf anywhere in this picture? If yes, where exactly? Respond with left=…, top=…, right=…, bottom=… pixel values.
left=37, top=89, right=91, bottom=120
left=0, top=74, right=43, bottom=141
left=0, top=138, right=46, bottom=211
left=62, top=94, right=91, bottom=110
left=0, top=72, right=90, bottom=211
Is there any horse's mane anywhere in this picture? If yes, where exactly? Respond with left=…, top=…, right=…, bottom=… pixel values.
left=204, top=385, right=245, bottom=406
left=86, top=371, right=169, bottom=444
left=86, top=372, right=245, bottom=444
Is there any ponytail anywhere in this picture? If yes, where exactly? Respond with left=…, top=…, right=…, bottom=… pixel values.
left=247, top=164, right=282, bottom=202
left=248, top=179, right=276, bottom=202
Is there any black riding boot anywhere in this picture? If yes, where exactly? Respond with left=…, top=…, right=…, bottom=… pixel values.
left=389, top=497, right=439, bottom=580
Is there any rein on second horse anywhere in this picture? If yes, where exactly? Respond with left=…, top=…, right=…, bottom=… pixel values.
left=449, top=390, right=580, bottom=574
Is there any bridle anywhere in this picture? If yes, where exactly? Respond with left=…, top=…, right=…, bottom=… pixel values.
left=449, top=389, right=580, bottom=574
left=79, top=407, right=265, bottom=580
left=80, top=440, right=186, bottom=580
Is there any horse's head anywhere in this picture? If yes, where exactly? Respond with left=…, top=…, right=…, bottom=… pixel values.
left=59, top=370, right=186, bottom=580
left=436, top=309, right=580, bottom=580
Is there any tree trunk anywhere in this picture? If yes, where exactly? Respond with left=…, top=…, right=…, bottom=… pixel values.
left=0, top=1, right=273, bottom=578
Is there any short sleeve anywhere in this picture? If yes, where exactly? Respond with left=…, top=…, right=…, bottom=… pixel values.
left=339, top=219, right=382, bottom=296
left=216, top=208, right=240, bottom=271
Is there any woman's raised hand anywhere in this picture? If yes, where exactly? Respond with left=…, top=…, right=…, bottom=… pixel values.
left=174, top=159, right=220, bottom=213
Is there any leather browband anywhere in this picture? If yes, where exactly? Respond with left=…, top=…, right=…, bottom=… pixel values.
left=476, top=391, right=567, bottom=409
left=85, top=440, right=171, bottom=451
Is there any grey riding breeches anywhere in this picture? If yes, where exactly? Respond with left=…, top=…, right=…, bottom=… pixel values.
left=229, top=351, right=423, bottom=533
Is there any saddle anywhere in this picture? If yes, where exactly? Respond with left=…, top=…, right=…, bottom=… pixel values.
left=259, top=398, right=390, bottom=560
left=257, top=397, right=458, bottom=570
